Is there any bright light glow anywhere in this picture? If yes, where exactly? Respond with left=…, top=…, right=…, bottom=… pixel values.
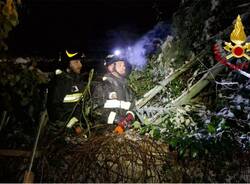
left=114, top=50, right=121, bottom=56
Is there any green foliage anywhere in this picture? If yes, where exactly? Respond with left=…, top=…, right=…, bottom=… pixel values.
left=79, top=69, right=94, bottom=135
left=168, top=78, right=184, bottom=98
left=137, top=104, right=249, bottom=182
left=0, top=0, right=21, bottom=50
left=0, top=59, right=49, bottom=149
left=0, top=61, right=48, bottom=113
left=128, top=63, right=155, bottom=98
left=132, top=121, right=141, bottom=129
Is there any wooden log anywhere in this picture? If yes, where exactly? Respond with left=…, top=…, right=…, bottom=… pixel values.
left=23, top=171, right=34, bottom=183
left=0, top=149, right=41, bottom=158
left=153, top=63, right=225, bottom=124
left=136, top=55, right=199, bottom=109
left=172, top=63, right=225, bottom=106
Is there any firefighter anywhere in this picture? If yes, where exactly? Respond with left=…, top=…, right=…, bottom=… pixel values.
left=92, top=54, right=135, bottom=134
left=47, top=49, right=88, bottom=135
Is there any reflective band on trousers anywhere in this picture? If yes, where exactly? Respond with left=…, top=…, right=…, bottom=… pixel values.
left=104, top=100, right=131, bottom=110
left=107, top=111, right=116, bottom=124
left=63, top=93, right=83, bottom=103
left=66, top=117, right=78, bottom=128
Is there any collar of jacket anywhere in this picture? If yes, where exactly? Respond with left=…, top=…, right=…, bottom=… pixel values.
left=103, top=73, right=126, bottom=86
left=65, top=71, right=85, bottom=82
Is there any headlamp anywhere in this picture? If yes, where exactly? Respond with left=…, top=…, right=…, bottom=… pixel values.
left=114, top=49, right=121, bottom=56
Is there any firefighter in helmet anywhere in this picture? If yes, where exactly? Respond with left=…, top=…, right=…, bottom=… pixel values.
left=47, top=49, right=88, bottom=135
left=92, top=54, right=135, bottom=133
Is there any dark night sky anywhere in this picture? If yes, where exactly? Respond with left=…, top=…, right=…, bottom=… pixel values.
left=7, top=0, right=181, bottom=58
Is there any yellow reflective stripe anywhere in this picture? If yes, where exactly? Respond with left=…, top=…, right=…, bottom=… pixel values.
left=63, top=93, right=82, bottom=103
left=66, top=50, right=78, bottom=58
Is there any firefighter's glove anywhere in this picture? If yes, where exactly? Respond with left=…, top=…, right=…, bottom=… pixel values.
left=74, top=126, right=83, bottom=135
left=114, top=111, right=135, bottom=134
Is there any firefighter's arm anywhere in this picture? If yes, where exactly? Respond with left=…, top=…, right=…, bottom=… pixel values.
left=113, top=85, right=137, bottom=133
left=92, top=91, right=130, bottom=125
left=92, top=83, right=112, bottom=124
left=47, top=76, right=67, bottom=121
left=104, top=97, right=135, bottom=133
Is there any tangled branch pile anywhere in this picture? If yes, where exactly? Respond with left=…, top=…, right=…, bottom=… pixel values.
left=36, top=132, right=174, bottom=183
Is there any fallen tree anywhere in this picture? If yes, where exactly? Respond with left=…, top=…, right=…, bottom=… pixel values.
left=1, top=0, right=250, bottom=183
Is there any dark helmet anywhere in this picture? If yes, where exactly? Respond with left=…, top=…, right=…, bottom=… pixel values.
left=104, top=54, right=127, bottom=66
left=63, top=49, right=85, bottom=63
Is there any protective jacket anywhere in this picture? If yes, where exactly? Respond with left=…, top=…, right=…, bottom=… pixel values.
left=92, top=73, right=135, bottom=125
left=47, top=71, right=88, bottom=130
